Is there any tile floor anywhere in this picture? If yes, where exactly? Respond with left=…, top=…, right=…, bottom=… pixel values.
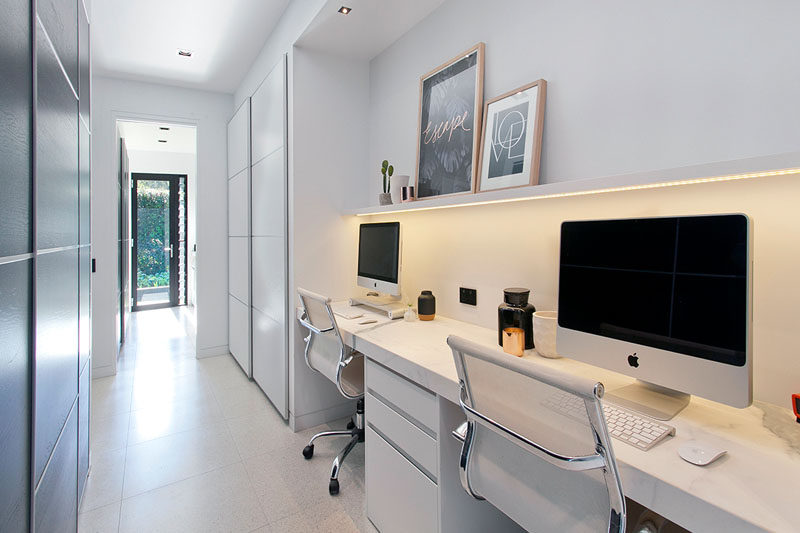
left=79, top=307, right=375, bottom=532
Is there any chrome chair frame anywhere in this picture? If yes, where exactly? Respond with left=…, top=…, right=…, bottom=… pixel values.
left=448, top=336, right=626, bottom=533
left=296, top=288, right=365, bottom=495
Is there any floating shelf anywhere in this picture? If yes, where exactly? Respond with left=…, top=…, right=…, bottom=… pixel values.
left=344, top=153, right=800, bottom=216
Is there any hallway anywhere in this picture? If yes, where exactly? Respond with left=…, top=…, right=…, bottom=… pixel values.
left=79, top=308, right=371, bottom=532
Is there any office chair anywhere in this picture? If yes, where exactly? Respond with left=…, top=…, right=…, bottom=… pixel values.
left=448, top=335, right=626, bottom=533
left=296, top=287, right=365, bottom=495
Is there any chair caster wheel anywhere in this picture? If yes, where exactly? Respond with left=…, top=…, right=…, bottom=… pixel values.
left=302, top=444, right=314, bottom=459
left=346, top=420, right=355, bottom=430
left=329, top=479, right=339, bottom=495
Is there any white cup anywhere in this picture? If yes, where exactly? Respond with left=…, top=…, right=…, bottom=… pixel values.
left=533, top=311, right=560, bottom=358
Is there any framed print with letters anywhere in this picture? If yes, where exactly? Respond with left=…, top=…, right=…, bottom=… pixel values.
left=477, top=79, right=546, bottom=192
left=415, top=43, right=485, bottom=199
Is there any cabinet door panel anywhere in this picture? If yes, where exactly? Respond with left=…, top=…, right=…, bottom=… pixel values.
left=0, top=260, right=31, bottom=532
left=37, top=0, right=78, bottom=90
left=252, top=307, right=286, bottom=417
left=251, top=60, right=285, bottom=164
left=251, top=148, right=284, bottom=237
left=35, top=248, right=79, bottom=483
left=229, top=295, right=251, bottom=375
left=37, top=26, right=79, bottom=250
left=34, top=402, right=78, bottom=533
left=228, top=170, right=249, bottom=237
left=227, top=99, right=250, bottom=178
left=251, top=236, right=284, bottom=318
left=78, top=2, right=89, bottom=126
left=79, top=245, right=90, bottom=372
left=0, top=0, right=32, bottom=257
left=79, top=122, right=90, bottom=244
left=78, top=363, right=90, bottom=501
left=228, top=237, right=249, bottom=305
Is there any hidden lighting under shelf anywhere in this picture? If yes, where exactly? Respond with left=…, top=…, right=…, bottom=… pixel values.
left=352, top=167, right=800, bottom=216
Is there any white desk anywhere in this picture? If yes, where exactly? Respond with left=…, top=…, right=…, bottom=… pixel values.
left=326, top=305, right=800, bottom=532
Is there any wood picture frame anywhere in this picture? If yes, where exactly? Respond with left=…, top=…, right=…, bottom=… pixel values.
left=477, top=79, right=547, bottom=192
left=414, top=43, right=485, bottom=200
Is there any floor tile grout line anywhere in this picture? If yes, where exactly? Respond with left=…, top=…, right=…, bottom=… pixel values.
left=118, top=458, right=247, bottom=505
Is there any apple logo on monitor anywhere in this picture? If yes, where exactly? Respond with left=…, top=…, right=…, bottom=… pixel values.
left=627, top=353, right=639, bottom=368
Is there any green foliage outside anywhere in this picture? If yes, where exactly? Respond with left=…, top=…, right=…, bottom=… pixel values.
left=137, top=271, right=169, bottom=288
left=137, top=181, right=170, bottom=288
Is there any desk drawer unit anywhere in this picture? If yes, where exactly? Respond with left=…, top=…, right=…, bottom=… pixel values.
left=366, top=392, right=438, bottom=479
left=366, top=360, right=438, bottom=433
left=366, top=426, right=438, bottom=533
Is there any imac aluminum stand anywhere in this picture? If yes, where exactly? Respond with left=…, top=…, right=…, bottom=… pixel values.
left=606, top=381, right=690, bottom=421
left=349, top=294, right=405, bottom=320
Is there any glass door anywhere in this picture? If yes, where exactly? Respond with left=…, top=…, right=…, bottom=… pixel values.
left=131, top=173, right=187, bottom=310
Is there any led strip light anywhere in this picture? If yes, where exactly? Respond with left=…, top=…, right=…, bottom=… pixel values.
left=355, top=167, right=800, bottom=216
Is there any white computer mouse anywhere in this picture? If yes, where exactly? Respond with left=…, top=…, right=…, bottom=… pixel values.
left=678, top=440, right=727, bottom=466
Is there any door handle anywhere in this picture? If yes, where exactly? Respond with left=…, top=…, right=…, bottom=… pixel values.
left=164, top=244, right=173, bottom=258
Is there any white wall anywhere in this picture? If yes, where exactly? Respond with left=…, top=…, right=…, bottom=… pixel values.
left=92, top=76, right=232, bottom=376
left=359, top=0, right=800, bottom=407
left=287, top=48, right=369, bottom=429
left=126, top=149, right=198, bottom=310
left=234, top=0, right=325, bottom=109
left=367, top=0, right=800, bottom=201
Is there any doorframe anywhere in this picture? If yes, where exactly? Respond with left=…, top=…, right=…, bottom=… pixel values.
left=131, top=172, right=188, bottom=311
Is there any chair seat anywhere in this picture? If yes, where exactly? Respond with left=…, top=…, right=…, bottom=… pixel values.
left=340, top=354, right=364, bottom=398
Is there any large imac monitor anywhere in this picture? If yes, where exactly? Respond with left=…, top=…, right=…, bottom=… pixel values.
left=357, top=222, right=401, bottom=298
left=557, top=214, right=752, bottom=420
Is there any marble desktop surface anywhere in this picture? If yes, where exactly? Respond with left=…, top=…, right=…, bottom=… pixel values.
left=334, top=311, right=800, bottom=533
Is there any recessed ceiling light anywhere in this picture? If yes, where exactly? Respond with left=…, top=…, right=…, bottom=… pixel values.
left=159, top=126, right=170, bottom=131
left=177, top=49, right=192, bottom=57
left=338, top=6, right=352, bottom=14
left=158, top=139, right=167, bottom=143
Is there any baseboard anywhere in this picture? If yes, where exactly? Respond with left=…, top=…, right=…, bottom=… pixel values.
left=290, top=400, right=357, bottom=432
left=91, top=364, right=115, bottom=378
left=196, top=345, right=230, bottom=359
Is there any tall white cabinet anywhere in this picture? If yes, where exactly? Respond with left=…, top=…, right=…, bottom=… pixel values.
left=227, top=57, right=289, bottom=418
left=227, top=99, right=252, bottom=376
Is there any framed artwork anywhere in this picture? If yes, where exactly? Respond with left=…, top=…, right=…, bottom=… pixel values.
left=477, top=79, right=546, bottom=192
left=414, top=43, right=485, bottom=200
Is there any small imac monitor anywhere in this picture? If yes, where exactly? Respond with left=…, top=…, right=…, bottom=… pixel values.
left=357, top=222, right=401, bottom=297
left=557, top=214, right=752, bottom=419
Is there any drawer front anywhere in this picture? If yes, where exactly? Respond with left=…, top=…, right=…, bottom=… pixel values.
left=366, top=426, right=438, bottom=533
left=367, top=392, right=437, bottom=480
left=366, top=360, right=438, bottom=434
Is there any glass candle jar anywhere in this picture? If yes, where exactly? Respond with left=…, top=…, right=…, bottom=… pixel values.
left=498, top=288, right=536, bottom=350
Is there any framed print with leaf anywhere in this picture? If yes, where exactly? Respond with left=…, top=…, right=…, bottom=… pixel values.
left=477, top=79, right=546, bottom=192
left=415, top=43, right=485, bottom=199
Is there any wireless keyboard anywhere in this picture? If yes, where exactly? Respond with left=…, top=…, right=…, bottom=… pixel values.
left=542, top=390, right=676, bottom=451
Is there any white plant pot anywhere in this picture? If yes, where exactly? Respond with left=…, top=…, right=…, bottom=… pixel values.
left=533, top=311, right=561, bottom=358
left=390, top=175, right=410, bottom=205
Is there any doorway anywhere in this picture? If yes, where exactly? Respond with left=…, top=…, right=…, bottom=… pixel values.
left=131, top=173, right=188, bottom=310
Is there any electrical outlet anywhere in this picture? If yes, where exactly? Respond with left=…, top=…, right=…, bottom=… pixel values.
left=460, top=287, right=477, bottom=306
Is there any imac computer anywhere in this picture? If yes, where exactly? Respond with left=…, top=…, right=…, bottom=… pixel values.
left=350, top=222, right=405, bottom=318
left=557, top=214, right=752, bottom=420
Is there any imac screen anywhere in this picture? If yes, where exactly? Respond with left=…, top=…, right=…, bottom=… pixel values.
left=358, top=222, right=400, bottom=284
left=559, top=214, right=748, bottom=366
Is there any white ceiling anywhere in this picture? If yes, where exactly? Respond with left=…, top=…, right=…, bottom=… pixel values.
left=119, top=121, right=197, bottom=153
left=296, top=0, right=447, bottom=60
left=92, top=0, right=290, bottom=93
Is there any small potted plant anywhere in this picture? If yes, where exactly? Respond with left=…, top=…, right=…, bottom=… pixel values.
left=379, top=160, right=394, bottom=205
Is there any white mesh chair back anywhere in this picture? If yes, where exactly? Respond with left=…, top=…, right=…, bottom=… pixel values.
left=297, top=288, right=364, bottom=399
left=448, top=335, right=625, bottom=533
